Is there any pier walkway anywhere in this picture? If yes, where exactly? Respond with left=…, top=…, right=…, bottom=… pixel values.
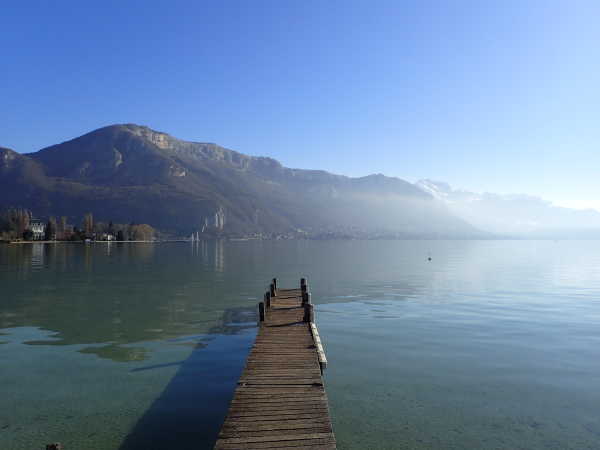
left=214, top=278, right=335, bottom=449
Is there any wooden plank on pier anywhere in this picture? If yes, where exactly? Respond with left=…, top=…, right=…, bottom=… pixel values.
left=214, top=282, right=336, bottom=450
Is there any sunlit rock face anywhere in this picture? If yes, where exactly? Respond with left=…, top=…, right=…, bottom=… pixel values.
left=113, top=149, right=123, bottom=168
left=0, top=147, right=17, bottom=168
left=128, top=125, right=171, bottom=149
left=169, top=165, right=186, bottom=177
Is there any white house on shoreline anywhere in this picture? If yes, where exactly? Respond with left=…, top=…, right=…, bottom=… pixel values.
left=29, top=219, right=46, bottom=240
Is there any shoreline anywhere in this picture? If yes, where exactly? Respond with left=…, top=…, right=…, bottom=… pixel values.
left=3, top=237, right=600, bottom=245
left=3, top=240, right=162, bottom=245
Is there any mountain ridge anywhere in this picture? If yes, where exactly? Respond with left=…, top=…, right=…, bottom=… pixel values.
left=1, top=124, right=479, bottom=237
left=416, top=179, right=600, bottom=237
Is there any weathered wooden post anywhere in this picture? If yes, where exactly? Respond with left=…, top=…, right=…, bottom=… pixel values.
left=258, top=301, right=265, bottom=323
left=303, top=302, right=314, bottom=323
left=270, top=283, right=276, bottom=297
left=264, top=291, right=271, bottom=309
left=300, top=277, right=307, bottom=293
left=310, top=323, right=328, bottom=375
left=46, top=445, right=63, bottom=450
left=302, top=291, right=311, bottom=306
left=272, top=277, right=277, bottom=290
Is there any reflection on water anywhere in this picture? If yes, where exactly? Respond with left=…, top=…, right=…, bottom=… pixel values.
left=0, top=241, right=256, bottom=450
left=30, top=243, right=44, bottom=268
left=0, top=242, right=239, bottom=351
left=190, top=240, right=225, bottom=272
left=2, top=240, right=600, bottom=449
left=215, top=240, right=225, bottom=272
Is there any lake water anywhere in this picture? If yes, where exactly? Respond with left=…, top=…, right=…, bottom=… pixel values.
left=1, top=240, right=600, bottom=449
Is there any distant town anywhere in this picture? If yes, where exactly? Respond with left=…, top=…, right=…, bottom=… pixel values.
left=0, top=207, right=494, bottom=244
left=0, top=208, right=155, bottom=243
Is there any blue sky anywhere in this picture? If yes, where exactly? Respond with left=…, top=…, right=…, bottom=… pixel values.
left=2, top=1, right=599, bottom=210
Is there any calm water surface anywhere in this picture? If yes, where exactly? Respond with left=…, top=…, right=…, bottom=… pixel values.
left=1, top=240, right=600, bottom=449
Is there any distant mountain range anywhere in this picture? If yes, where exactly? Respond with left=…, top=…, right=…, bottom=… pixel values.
left=0, top=124, right=480, bottom=238
left=416, top=179, right=600, bottom=238
left=2, top=124, right=597, bottom=239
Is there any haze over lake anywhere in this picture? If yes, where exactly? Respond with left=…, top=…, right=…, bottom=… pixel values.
left=2, top=240, right=600, bottom=449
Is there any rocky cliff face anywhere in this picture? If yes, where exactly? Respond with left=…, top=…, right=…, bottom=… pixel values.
left=0, top=124, right=480, bottom=237
left=0, top=147, right=18, bottom=166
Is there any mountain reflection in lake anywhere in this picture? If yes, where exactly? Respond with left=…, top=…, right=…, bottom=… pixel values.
left=2, top=240, right=600, bottom=449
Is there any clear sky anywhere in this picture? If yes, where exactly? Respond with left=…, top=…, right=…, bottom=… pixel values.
left=2, top=1, right=599, bottom=210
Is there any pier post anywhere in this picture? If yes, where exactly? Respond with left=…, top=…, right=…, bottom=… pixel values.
left=302, top=291, right=311, bottom=306
left=265, top=291, right=271, bottom=309
left=272, top=278, right=277, bottom=290
left=303, top=302, right=314, bottom=323
left=46, top=445, right=63, bottom=450
left=301, top=277, right=307, bottom=293
left=258, top=301, right=265, bottom=323
left=270, top=283, right=276, bottom=297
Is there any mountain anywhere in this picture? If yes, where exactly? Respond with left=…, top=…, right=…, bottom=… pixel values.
left=416, top=179, right=600, bottom=237
left=0, top=124, right=480, bottom=237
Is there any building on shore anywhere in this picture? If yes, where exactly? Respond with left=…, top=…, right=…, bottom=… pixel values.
left=214, top=206, right=225, bottom=230
left=29, top=219, right=46, bottom=240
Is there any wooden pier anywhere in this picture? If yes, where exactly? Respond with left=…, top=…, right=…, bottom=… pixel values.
left=214, top=278, right=335, bottom=449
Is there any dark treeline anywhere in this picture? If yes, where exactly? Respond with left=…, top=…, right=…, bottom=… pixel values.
left=0, top=208, right=31, bottom=240
left=0, top=208, right=155, bottom=241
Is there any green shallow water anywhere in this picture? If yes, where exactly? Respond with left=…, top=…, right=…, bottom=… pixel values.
left=2, top=240, right=600, bottom=449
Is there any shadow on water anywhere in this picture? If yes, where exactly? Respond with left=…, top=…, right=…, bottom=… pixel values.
left=119, top=312, right=257, bottom=450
